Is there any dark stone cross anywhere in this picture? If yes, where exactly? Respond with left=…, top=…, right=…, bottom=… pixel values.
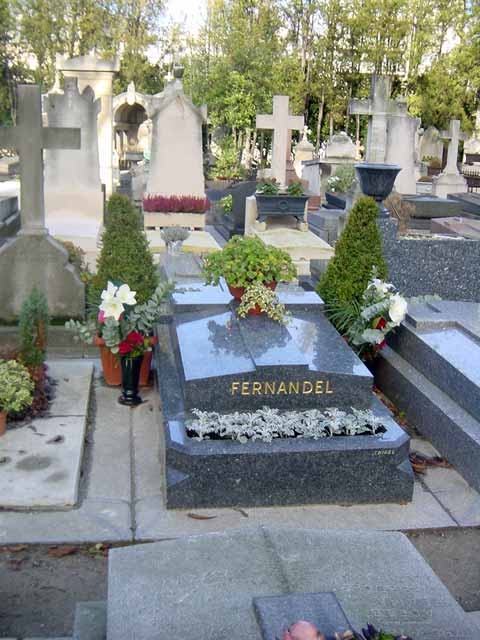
left=0, top=84, right=80, bottom=234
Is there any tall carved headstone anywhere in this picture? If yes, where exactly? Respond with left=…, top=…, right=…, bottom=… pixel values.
left=256, top=96, right=304, bottom=187
left=44, top=77, right=103, bottom=239
left=349, top=76, right=420, bottom=193
left=432, top=119, right=468, bottom=198
left=56, top=54, right=120, bottom=197
left=0, top=85, right=84, bottom=320
left=146, top=72, right=206, bottom=198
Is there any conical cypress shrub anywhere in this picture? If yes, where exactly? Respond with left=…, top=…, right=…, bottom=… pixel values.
left=317, top=196, right=388, bottom=306
left=89, top=194, right=158, bottom=308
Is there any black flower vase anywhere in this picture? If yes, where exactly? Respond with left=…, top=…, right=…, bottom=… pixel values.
left=118, top=355, right=143, bottom=406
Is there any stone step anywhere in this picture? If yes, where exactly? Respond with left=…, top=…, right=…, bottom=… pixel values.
left=375, top=346, right=480, bottom=493
left=390, top=321, right=480, bottom=421
left=73, top=601, right=107, bottom=640
left=106, top=527, right=479, bottom=640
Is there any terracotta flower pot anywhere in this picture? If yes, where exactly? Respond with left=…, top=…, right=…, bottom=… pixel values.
left=95, top=336, right=156, bottom=387
left=0, top=411, right=6, bottom=437
left=227, top=281, right=277, bottom=300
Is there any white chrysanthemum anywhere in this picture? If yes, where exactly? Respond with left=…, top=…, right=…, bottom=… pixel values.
left=101, top=281, right=118, bottom=303
left=371, top=278, right=394, bottom=295
left=389, top=293, right=408, bottom=325
left=99, top=298, right=124, bottom=321
left=116, top=284, right=137, bottom=306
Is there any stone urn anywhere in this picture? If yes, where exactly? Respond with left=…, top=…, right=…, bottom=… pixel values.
left=355, top=163, right=401, bottom=217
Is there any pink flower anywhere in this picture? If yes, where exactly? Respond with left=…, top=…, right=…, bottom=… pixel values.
left=98, top=310, right=106, bottom=324
left=282, top=621, right=322, bottom=640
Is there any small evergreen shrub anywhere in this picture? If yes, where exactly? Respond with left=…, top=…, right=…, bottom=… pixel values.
left=18, top=288, right=49, bottom=369
left=90, top=194, right=158, bottom=307
left=317, top=196, right=388, bottom=308
left=0, top=359, right=34, bottom=415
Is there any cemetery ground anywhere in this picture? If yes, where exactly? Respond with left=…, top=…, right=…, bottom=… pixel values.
left=1, top=355, right=480, bottom=637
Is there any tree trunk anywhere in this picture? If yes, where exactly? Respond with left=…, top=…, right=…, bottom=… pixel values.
left=316, top=92, right=325, bottom=153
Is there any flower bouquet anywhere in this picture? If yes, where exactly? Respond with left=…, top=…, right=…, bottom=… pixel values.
left=66, top=281, right=173, bottom=389
left=327, top=269, right=408, bottom=360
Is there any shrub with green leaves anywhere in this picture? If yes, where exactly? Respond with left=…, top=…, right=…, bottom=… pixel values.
left=317, top=196, right=388, bottom=309
left=89, top=194, right=158, bottom=308
left=0, top=359, right=34, bottom=414
left=18, top=289, right=49, bottom=368
left=326, top=164, right=356, bottom=193
left=203, top=235, right=296, bottom=288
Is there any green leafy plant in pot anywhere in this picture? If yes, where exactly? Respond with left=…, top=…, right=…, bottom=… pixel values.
left=202, top=235, right=296, bottom=323
left=0, top=359, right=34, bottom=436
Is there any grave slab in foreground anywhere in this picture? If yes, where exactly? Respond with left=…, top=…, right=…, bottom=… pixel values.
left=107, top=527, right=478, bottom=640
left=155, top=282, right=413, bottom=508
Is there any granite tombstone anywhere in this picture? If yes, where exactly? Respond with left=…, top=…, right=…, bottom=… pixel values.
left=155, top=281, right=413, bottom=508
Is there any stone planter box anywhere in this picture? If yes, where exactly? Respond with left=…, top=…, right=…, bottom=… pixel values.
left=164, top=408, right=413, bottom=509
left=325, top=191, right=346, bottom=209
left=143, top=211, right=206, bottom=230
left=255, top=194, right=308, bottom=223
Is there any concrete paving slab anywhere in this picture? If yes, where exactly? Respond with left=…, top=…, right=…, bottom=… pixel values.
left=134, top=482, right=456, bottom=541
left=107, top=527, right=479, bottom=640
left=0, top=498, right=132, bottom=544
left=0, top=416, right=87, bottom=508
left=467, top=611, right=480, bottom=628
left=47, top=360, right=93, bottom=416
left=73, top=601, right=106, bottom=640
left=132, top=392, right=163, bottom=500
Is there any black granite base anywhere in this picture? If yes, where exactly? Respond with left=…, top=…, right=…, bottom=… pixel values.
left=253, top=592, right=352, bottom=640
left=163, top=397, right=413, bottom=509
left=156, top=280, right=413, bottom=509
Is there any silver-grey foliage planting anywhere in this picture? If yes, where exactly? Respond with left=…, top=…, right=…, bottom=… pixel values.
left=189, top=406, right=385, bottom=443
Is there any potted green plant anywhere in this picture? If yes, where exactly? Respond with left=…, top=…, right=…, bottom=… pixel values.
left=255, top=180, right=308, bottom=223
left=0, top=359, right=34, bottom=436
left=203, top=235, right=296, bottom=299
left=237, top=281, right=290, bottom=323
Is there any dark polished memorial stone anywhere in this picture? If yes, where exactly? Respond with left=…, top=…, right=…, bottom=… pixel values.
left=155, top=280, right=414, bottom=508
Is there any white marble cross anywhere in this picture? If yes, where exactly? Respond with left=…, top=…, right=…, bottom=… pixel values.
left=440, top=119, right=467, bottom=175
left=256, top=95, right=304, bottom=187
left=0, top=84, right=80, bottom=235
left=349, top=76, right=406, bottom=163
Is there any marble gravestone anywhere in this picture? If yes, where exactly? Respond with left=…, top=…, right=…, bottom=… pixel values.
left=256, top=95, right=304, bottom=188
left=349, top=75, right=420, bottom=193
left=432, top=119, right=468, bottom=198
left=0, top=84, right=84, bottom=320
left=146, top=72, right=206, bottom=198
left=155, top=281, right=413, bottom=509
left=44, top=77, right=103, bottom=240
left=419, top=126, right=444, bottom=163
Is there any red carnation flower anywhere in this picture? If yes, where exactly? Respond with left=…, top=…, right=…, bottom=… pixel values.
left=126, top=331, right=144, bottom=345
left=375, top=339, right=387, bottom=351
left=118, top=341, right=133, bottom=355
left=376, top=317, right=387, bottom=330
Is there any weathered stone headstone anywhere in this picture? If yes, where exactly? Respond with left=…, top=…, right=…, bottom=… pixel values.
left=432, top=119, right=468, bottom=198
left=349, top=76, right=420, bottom=193
left=293, top=126, right=315, bottom=179
left=256, top=96, right=304, bottom=187
left=325, top=132, right=356, bottom=160
left=419, top=126, right=443, bottom=163
left=44, top=77, right=103, bottom=239
left=0, top=84, right=84, bottom=320
left=56, top=54, right=120, bottom=197
left=464, top=108, right=480, bottom=160
left=146, top=73, right=206, bottom=198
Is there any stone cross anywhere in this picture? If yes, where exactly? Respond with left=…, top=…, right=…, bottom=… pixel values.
left=256, top=95, right=304, bottom=186
left=440, top=119, right=467, bottom=175
left=0, top=84, right=80, bottom=235
left=348, top=76, right=406, bottom=163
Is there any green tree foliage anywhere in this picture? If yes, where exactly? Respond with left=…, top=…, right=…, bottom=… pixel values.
left=90, top=194, right=158, bottom=308
left=18, top=288, right=50, bottom=368
left=317, top=196, right=388, bottom=306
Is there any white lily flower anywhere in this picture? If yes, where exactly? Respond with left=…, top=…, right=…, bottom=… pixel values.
left=389, top=293, right=408, bottom=325
left=101, top=281, right=118, bottom=303
left=116, top=284, right=137, bottom=306
left=371, top=278, right=394, bottom=295
left=99, top=298, right=124, bottom=321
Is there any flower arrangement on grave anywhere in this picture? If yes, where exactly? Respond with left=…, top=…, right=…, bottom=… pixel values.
left=327, top=269, right=407, bottom=359
left=281, top=620, right=412, bottom=640
left=0, top=359, right=34, bottom=436
left=66, top=280, right=173, bottom=390
left=143, top=194, right=210, bottom=213
left=202, top=235, right=296, bottom=323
